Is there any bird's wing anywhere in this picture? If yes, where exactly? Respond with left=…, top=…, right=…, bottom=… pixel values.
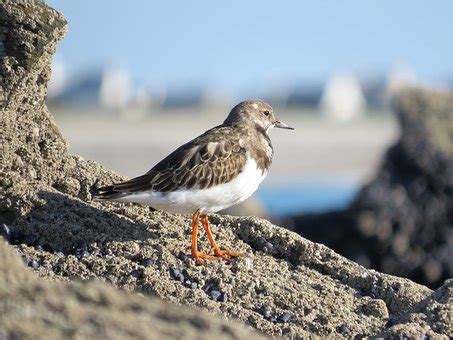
left=94, top=127, right=247, bottom=198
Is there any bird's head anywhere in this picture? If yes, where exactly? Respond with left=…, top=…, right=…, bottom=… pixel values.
left=224, top=99, right=294, bottom=133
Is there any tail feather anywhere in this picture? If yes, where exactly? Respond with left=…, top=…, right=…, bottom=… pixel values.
left=91, top=174, right=153, bottom=201
left=91, top=185, right=130, bottom=201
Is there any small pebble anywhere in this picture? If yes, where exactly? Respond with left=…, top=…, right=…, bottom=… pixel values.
left=219, top=292, right=228, bottom=302
left=260, top=305, right=272, bottom=319
left=264, top=241, right=274, bottom=251
left=169, top=267, right=180, bottom=278
left=277, top=313, right=291, bottom=323
left=27, top=259, right=40, bottom=270
left=141, top=258, right=156, bottom=267
left=36, top=245, right=44, bottom=252
left=202, top=282, right=213, bottom=293
left=76, top=248, right=90, bottom=260
left=176, top=272, right=185, bottom=282
left=88, top=248, right=100, bottom=256
left=255, top=236, right=274, bottom=252
left=338, top=325, right=351, bottom=335
left=209, top=290, right=221, bottom=301
left=169, top=267, right=178, bottom=278
left=190, top=282, right=198, bottom=289
left=169, top=267, right=185, bottom=282
left=0, top=224, right=11, bottom=242
left=178, top=251, right=188, bottom=261
left=43, top=264, right=53, bottom=271
left=102, top=248, right=114, bottom=256
left=130, top=269, right=144, bottom=279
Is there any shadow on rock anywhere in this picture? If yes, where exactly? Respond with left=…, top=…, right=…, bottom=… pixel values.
left=10, top=191, right=152, bottom=255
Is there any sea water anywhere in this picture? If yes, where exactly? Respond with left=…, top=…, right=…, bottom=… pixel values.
left=256, top=182, right=359, bottom=217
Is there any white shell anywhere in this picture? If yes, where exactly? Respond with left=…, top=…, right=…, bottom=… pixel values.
left=112, top=157, right=267, bottom=214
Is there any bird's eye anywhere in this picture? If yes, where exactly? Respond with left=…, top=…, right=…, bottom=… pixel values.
left=263, top=110, right=270, bottom=116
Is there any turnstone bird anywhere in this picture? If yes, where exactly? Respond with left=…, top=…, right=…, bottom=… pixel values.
left=93, top=99, right=293, bottom=265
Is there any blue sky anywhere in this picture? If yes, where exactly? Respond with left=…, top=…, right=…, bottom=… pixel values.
left=49, top=1, right=453, bottom=91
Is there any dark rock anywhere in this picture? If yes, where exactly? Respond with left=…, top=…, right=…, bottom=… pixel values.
left=202, top=282, right=214, bottom=293
left=130, top=269, right=144, bottom=279
left=176, top=273, right=184, bottom=282
left=10, top=229, right=23, bottom=244
left=277, top=313, right=291, bottom=323
left=0, top=224, right=11, bottom=242
left=219, top=292, right=228, bottom=302
left=168, top=267, right=178, bottom=278
left=385, top=318, right=395, bottom=328
left=22, top=234, right=38, bottom=246
left=168, top=267, right=185, bottom=282
left=27, top=259, right=39, bottom=270
left=42, top=243, right=54, bottom=253
left=288, top=89, right=453, bottom=289
left=88, top=247, right=100, bottom=256
left=74, top=243, right=87, bottom=252
left=141, top=258, right=156, bottom=267
left=177, top=251, right=188, bottom=262
left=76, top=250, right=90, bottom=260
left=255, top=236, right=274, bottom=252
left=338, top=325, right=351, bottom=334
left=260, top=305, right=272, bottom=319
left=209, top=290, right=221, bottom=302
left=43, top=264, right=53, bottom=271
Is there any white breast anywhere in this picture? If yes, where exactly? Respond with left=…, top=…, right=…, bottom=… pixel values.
left=114, top=158, right=267, bottom=214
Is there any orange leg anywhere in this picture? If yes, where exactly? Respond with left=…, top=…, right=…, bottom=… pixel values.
left=191, top=210, right=218, bottom=266
left=201, top=214, right=243, bottom=261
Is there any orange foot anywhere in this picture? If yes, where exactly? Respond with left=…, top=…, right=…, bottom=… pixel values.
left=213, top=248, right=243, bottom=262
left=192, top=250, right=221, bottom=266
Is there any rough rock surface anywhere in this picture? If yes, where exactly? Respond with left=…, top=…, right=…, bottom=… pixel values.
left=290, top=88, right=453, bottom=289
left=0, top=0, right=451, bottom=338
left=0, top=241, right=261, bottom=339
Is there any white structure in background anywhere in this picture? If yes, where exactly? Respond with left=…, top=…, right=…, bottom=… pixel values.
left=320, top=74, right=366, bottom=121
left=48, top=57, right=65, bottom=98
left=386, top=66, right=416, bottom=97
left=99, top=66, right=132, bottom=110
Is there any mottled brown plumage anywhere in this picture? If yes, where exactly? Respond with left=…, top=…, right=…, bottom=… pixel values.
left=94, top=99, right=292, bottom=199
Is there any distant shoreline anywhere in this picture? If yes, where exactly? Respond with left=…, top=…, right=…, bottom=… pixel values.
left=54, top=108, right=398, bottom=188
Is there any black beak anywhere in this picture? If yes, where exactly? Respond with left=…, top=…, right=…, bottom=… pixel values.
left=274, top=120, right=294, bottom=130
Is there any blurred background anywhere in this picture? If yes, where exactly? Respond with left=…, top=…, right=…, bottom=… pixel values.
left=46, top=1, right=452, bottom=218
